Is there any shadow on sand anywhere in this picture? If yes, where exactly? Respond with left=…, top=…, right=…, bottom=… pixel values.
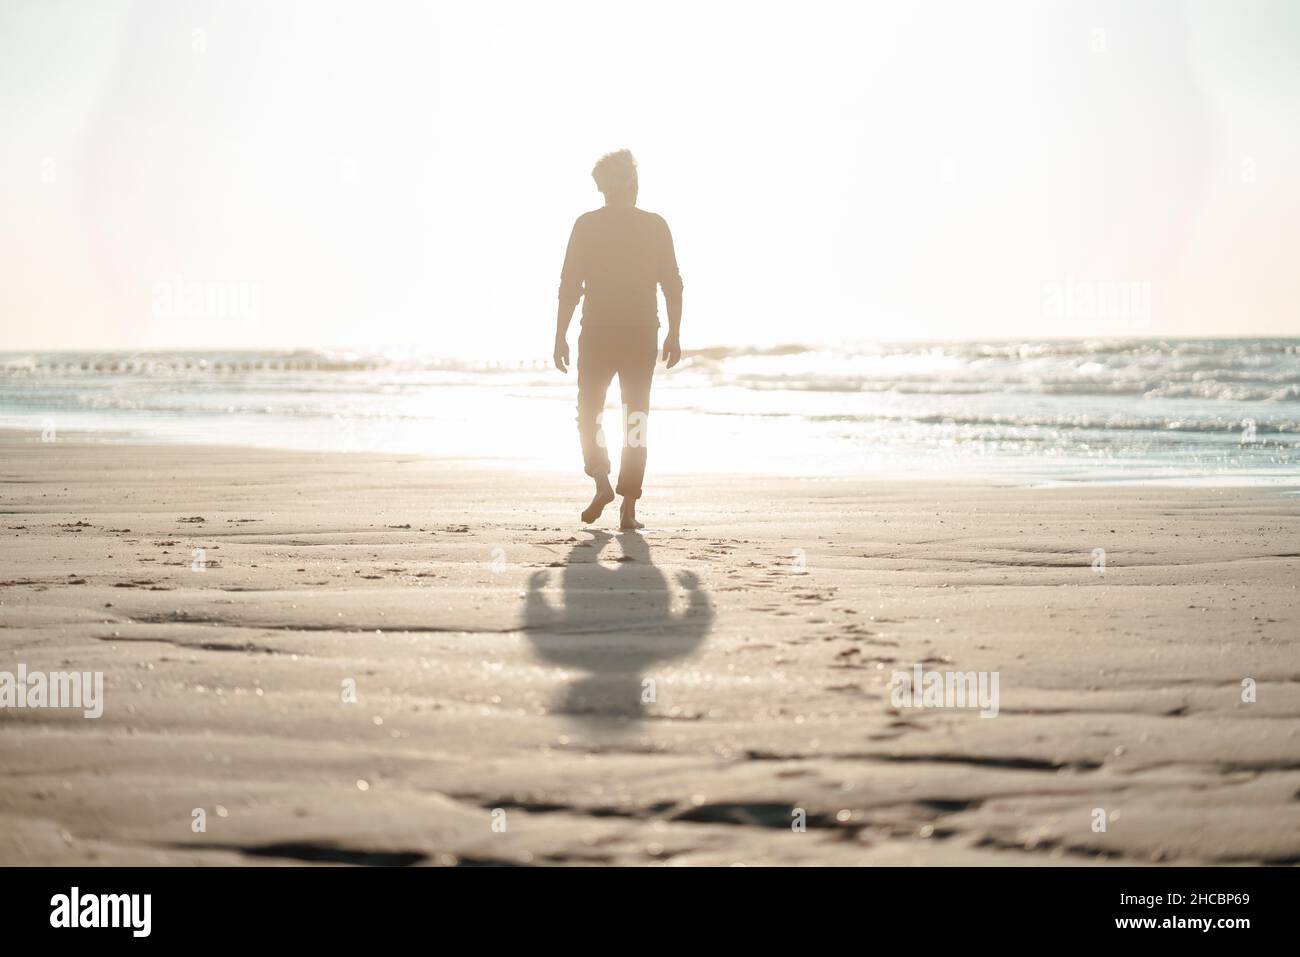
left=522, top=531, right=713, bottom=731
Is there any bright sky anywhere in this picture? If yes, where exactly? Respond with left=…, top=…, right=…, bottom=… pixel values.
left=2, top=0, right=1298, bottom=356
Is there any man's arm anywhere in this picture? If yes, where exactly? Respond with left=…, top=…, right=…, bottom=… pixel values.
left=659, top=218, right=684, bottom=368
left=554, top=291, right=579, bottom=373
left=554, top=220, right=584, bottom=373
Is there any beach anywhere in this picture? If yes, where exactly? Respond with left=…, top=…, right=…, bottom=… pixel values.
left=1, top=434, right=1297, bottom=866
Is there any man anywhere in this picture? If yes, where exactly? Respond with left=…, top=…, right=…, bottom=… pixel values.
left=554, top=149, right=684, bottom=530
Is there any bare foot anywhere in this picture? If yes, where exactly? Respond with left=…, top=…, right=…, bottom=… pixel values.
left=581, top=478, right=615, bottom=525
left=619, top=498, right=644, bottom=531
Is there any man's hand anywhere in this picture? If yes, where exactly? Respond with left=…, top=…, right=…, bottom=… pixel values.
left=662, top=333, right=682, bottom=369
left=553, top=337, right=570, bottom=373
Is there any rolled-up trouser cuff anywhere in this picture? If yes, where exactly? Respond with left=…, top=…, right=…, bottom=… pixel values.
left=615, top=446, right=646, bottom=500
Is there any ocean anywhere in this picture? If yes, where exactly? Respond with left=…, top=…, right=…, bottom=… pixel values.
left=2, top=338, right=1297, bottom=485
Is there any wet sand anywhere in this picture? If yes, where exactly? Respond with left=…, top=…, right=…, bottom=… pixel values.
left=1, top=436, right=1298, bottom=865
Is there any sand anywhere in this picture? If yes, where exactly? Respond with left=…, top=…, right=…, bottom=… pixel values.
left=1, top=434, right=1297, bottom=866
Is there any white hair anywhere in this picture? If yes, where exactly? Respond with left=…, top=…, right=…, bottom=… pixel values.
left=591, top=149, right=638, bottom=194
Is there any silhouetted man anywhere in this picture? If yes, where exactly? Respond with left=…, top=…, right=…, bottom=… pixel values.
left=554, top=149, right=683, bottom=530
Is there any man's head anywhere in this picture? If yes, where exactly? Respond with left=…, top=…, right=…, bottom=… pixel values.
left=592, top=149, right=638, bottom=206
